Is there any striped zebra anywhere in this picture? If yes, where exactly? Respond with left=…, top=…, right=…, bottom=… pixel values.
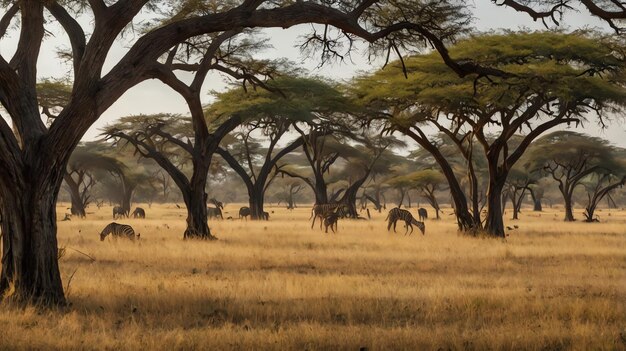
left=100, top=222, right=139, bottom=241
left=385, top=208, right=425, bottom=235
left=310, top=203, right=350, bottom=229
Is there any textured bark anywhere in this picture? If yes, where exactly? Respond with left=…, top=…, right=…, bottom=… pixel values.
left=249, top=189, right=266, bottom=220
left=183, top=156, right=216, bottom=240
left=563, top=193, right=576, bottom=222
left=0, top=166, right=66, bottom=305
left=484, top=177, right=507, bottom=237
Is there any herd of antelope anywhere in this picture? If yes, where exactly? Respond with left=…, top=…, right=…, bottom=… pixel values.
left=97, top=200, right=427, bottom=242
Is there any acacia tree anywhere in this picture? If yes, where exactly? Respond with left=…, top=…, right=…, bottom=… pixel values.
left=503, top=167, right=536, bottom=220
left=214, top=77, right=352, bottom=219
left=104, top=113, right=234, bottom=238
left=493, top=0, right=626, bottom=33
left=355, top=31, right=626, bottom=237
left=409, top=169, right=446, bottom=219
left=63, top=146, right=125, bottom=218
left=334, top=139, right=402, bottom=217
left=1, top=0, right=490, bottom=305
left=279, top=131, right=348, bottom=204
left=526, top=131, right=622, bottom=221
left=582, top=172, right=626, bottom=222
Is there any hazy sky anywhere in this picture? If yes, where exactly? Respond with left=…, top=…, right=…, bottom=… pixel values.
left=1, top=0, right=624, bottom=145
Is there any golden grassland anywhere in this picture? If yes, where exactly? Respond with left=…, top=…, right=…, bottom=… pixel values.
left=0, top=203, right=625, bottom=350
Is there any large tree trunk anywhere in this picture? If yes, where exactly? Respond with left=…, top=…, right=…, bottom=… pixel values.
left=0, top=175, right=65, bottom=305
left=313, top=174, right=329, bottom=204
left=430, top=149, right=478, bottom=231
left=484, top=177, right=507, bottom=237
left=63, top=175, right=86, bottom=218
left=120, top=182, right=135, bottom=217
left=529, top=188, right=543, bottom=211
left=563, top=194, right=575, bottom=222
left=183, top=163, right=216, bottom=240
left=248, top=187, right=266, bottom=220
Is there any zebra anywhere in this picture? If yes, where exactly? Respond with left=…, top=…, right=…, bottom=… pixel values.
left=385, top=208, right=425, bottom=235
left=113, top=206, right=128, bottom=219
left=418, top=208, right=428, bottom=221
left=323, top=212, right=340, bottom=234
left=310, top=203, right=350, bottom=229
left=239, top=206, right=251, bottom=220
left=100, top=222, right=139, bottom=241
left=132, top=207, right=146, bottom=219
left=207, top=207, right=223, bottom=219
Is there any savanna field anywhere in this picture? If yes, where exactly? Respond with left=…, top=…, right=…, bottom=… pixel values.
left=0, top=204, right=624, bottom=350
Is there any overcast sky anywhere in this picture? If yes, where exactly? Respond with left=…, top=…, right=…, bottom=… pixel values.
left=1, top=0, right=624, bottom=145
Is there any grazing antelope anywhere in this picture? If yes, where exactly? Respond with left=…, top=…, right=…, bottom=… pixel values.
left=99, top=222, right=139, bottom=241
left=311, top=203, right=349, bottom=229
left=132, top=207, right=146, bottom=219
left=239, top=206, right=251, bottom=220
left=209, top=198, right=224, bottom=209
left=113, top=206, right=128, bottom=219
left=207, top=207, right=223, bottom=219
left=418, top=208, right=428, bottom=221
left=323, top=212, right=340, bottom=234
left=386, top=208, right=425, bottom=235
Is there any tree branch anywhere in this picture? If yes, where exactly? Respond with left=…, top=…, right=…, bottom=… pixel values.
left=46, top=2, right=86, bottom=76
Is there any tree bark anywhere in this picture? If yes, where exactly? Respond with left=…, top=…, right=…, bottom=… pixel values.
left=563, top=192, right=575, bottom=222
left=0, top=173, right=65, bottom=305
left=183, top=160, right=216, bottom=240
left=248, top=186, right=267, bottom=220
left=484, top=177, right=507, bottom=237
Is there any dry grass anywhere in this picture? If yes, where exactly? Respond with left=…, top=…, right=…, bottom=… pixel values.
left=0, top=203, right=624, bottom=350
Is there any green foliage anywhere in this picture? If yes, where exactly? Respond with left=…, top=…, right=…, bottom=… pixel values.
left=206, top=76, right=357, bottom=124
left=353, top=30, right=626, bottom=124
left=525, top=131, right=622, bottom=175
left=388, top=169, right=446, bottom=189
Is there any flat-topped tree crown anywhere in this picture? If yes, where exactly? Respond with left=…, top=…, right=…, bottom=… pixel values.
left=353, top=31, right=626, bottom=236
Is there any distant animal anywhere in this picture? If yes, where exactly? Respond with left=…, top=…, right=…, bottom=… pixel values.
left=175, top=204, right=181, bottom=209
left=310, top=203, right=349, bottom=229
left=113, top=206, right=128, bottom=219
left=209, top=198, right=224, bottom=209
left=239, top=206, right=251, bottom=220
left=418, top=208, right=428, bottom=221
left=99, top=222, right=139, bottom=241
left=132, top=207, right=146, bottom=219
left=323, top=212, right=340, bottom=234
left=385, top=208, right=425, bottom=235
left=207, top=207, right=224, bottom=219
left=262, top=211, right=270, bottom=220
